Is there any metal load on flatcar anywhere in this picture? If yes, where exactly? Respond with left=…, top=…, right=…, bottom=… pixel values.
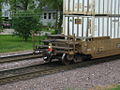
left=63, top=15, right=120, bottom=38
left=64, top=0, right=120, bottom=15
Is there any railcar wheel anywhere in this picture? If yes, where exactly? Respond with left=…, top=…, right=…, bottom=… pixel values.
left=62, top=54, right=74, bottom=65
left=43, top=54, right=52, bottom=63
left=74, top=54, right=84, bottom=63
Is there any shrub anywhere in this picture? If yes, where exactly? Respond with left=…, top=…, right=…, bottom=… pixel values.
left=12, top=10, right=41, bottom=41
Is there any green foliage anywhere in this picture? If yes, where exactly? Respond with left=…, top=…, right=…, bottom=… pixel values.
left=42, top=0, right=63, bottom=10
left=109, top=86, right=120, bottom=90
left=0, top=16, right=2, bottom=30
left=12, top=10, right=41, bottom=41
left=0, top=35, right=46, bottom=53
left=7, top=0, right=43, bottom=41
left=0, top=0, right=3, bottom=29
left=9, top=0, right=42, bottom=12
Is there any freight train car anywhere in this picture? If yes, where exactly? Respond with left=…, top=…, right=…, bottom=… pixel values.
left=63, top=15, right=120, bottom=38
left=64, top=0, right=120, bottom=15
left=34, top=0, right=120, bottom=65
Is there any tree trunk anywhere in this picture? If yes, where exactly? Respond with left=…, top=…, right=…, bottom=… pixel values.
left=56, top=8, right=63, bottom=34
left=24, top=0, right=29, bottom=10
left=14, top=0, right=17, bottom=13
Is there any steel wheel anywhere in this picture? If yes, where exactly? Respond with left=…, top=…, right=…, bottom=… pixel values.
left=62, top=54, right=74, bottom=65
left=43, top=54, right=52, bottom=63
left=74, top=54, right=84, bottom=63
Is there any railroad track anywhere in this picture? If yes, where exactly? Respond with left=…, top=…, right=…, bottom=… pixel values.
left=0, top=55, right=120, bottom=85
left=0, top=52, right=43, bottom=63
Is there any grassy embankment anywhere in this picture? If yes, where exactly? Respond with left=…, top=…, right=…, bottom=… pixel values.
left=0, top=35, right=45, bottom=53
left=109, top=85, right=120, bottom=90
left=0, top=27, right=55, bottom=53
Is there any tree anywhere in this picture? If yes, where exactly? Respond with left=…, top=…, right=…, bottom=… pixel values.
left=12, top=10, right=40, bottom=41
left=42, top=0, right=63, bottom=33
left=8, top=0, right=42, bottom=13
left=8, top=0, right=42, bottom=41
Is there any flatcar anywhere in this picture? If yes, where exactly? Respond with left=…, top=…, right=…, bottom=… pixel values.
left=34, top=34, right=120, bottom=65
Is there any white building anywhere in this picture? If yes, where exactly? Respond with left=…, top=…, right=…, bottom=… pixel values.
left=2, top=2, right=11, bottom=19
left=40, top=7, right=58, bottom=27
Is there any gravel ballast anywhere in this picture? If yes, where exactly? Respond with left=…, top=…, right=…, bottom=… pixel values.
left=0, top=58, right=120, bottom=90
left=0, top=58, right=43, bottom=71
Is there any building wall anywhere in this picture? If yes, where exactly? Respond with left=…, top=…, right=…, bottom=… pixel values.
left=2, top=3, right=11, bottom=19
left=40, top=10, right=57, bottom=27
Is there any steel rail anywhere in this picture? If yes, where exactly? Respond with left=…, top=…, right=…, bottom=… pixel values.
left=0, top=55, right=120, bottom=85
left=0, top=52, right=43, bottom=63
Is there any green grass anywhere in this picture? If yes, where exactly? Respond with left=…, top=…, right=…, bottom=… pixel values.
left=109, top=86, right=120, bottom=90
left=0, top=35, right=45, bottom=53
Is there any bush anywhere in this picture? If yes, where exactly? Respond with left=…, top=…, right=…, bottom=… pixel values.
left=0, top=15, right=2, bottom=30
left=12, top=10, right=41, bottom=41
